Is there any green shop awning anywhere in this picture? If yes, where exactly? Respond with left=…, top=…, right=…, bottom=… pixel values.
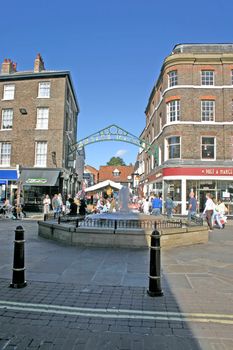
left=20, top=169, right=60, bottom=187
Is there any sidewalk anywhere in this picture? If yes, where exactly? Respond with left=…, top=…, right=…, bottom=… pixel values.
left=0, top=220, right=233, bottom=349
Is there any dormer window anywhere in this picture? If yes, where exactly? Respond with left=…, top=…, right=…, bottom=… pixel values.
left=113, top=168, right=120, bottom=177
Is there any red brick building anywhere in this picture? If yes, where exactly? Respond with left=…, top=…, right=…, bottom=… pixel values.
left=139, top=43, right=233, bottom=215
left=98, top=165, right=134, bottom=188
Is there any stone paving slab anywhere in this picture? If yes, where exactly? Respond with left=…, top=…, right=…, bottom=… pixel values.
left=0, top=219, right=233, bottom=349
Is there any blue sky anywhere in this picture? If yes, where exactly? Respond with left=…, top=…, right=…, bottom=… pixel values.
left=2, top=0, right=233, bottom=168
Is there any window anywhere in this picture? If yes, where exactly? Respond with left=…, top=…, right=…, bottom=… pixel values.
left=1, top=109, right=13, bottom=129
left=166, top=136, right=180, bottom=159
left=201, top=137, right=215, bottom=160
left=0, top=142, right=11, bottom=166
left=3, top=84, right=15, bottom=100
left=168, top=70, right=178, bottom=87
left=113, top=169, right=120, bottom=177
left=35, top=141, right=47, bottom=167
left=36, top=108, right=49, bottom=129
left=201, top=70, right=214, bottom=85
left=167, top=100, right=180, bottom=123
left=201, top=100, right=215, bottom=121
left=38, top=82, right=50, bottom=98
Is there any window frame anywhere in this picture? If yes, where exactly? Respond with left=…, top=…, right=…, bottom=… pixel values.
left=201, top=70, right=214, bottom=86
left=165, top=136, right=181, bottom=160
left=36, top=107, right=49, bottom=129
left=1, top=109, right=13, bottom=130
left=201, top=136, right=216, bottom=161
left=168, top=70, right=178, bottom=87
left=0, top=142, right=11, bottom=166
left=201, top=100, right=215, bottom=122
left=166, top=100, right=180, bottom=123
left=3, top=84, right=15, bottom=100
left=38, top=82, right=51, bottom=98
left=35, top=141, right=47, bottom=167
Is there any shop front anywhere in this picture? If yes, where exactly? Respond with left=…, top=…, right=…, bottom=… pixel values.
left=0, top=169, right=19, bottom=203
left=149, top=167, right=233, bottom=216
left=19, top=168, right=61, bottom=212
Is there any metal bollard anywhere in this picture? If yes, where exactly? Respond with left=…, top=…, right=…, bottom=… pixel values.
left=147, top=223, right=163, bottom=297
left=10, top=225, right=27, bottom=288
left=58, top=215, right=61, bottom=224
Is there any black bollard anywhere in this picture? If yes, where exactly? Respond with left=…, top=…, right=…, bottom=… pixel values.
left=10, top=225, right=27, bottom=288
left=147, top=223, right=163, bottom=297
left=58, top=214, right=61, bottom=224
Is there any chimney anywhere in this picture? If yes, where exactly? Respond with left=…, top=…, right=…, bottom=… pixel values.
left=34, top=53, right=45, bottom=72
left=1, top=58, right=17, bottom=74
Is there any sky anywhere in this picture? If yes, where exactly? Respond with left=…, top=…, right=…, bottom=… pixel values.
left=1, top=0, right=233, bottom=169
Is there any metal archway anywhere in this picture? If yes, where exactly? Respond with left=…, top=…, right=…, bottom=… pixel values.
left=68, top=124, right=158, bottom=161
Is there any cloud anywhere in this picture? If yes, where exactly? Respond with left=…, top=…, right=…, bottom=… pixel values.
left=115, top=149, right=128, bottom=157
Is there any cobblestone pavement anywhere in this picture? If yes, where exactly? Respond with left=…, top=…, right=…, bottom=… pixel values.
left=0, top=219, right=233, bottom=349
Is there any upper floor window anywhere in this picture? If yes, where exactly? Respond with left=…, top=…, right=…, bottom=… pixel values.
left=165, top=136, right=180, bottom=160
left=1, top=109, right=13, bottom=129
left=201, top=137, right=215, bottom=160
left=35, top=141, right=47, bottom=167
left=168, top=70, right=178, bottom=87
left=201, top=70, right=214, bottom=85
left=201, top=100, right=215, bottom=121
left=36, top=108, right=49, bottom=129
left=38, top=82, right=50, bottom=98
left=167, top=100, right=180, bottom=123
left=113, top=168, right=120, bottom=177
left=3, top=84, right=15, bottom=100
left=0, top=142, right=11, bottom=166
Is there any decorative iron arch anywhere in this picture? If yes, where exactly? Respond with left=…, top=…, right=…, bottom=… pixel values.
left=68, top=124, right=158, bottom=161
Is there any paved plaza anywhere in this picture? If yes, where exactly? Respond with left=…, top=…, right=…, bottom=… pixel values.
left=0, top=217, right=233, bottom=349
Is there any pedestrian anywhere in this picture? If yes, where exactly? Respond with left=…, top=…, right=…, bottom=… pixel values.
left=43, top=194, right=51, bottom=220
left=203, top=193, right=214, bottom=231
left=52, top=194, right=60, bottom=219
left=165, top=194, right=174, bottom=219
left=151, top=194, right=162, bottom=216
left=187, top=192, right=197, bottom=221
left=143, top=198, right=151, bottom=215
left=79, top=198, right=87, bottom=216
left=68, top=198, right=78, bottom=215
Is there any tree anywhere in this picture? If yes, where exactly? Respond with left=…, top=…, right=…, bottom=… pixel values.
left=107, top=157, right=126, bottom=166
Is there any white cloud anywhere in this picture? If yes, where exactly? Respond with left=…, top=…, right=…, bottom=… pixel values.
left=115, top=149, right=128, bottom=157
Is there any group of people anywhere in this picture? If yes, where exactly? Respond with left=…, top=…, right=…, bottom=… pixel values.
left=188, top=191, right=228, bottom=230
left=0, top=195, right=26, bottom=220
left=43, top=193, right=87, bottom=219
left=139, top=194, right=175, bottom=218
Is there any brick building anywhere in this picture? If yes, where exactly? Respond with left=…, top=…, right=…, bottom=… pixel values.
left=140, top=43, right=233, bottom=215
left=0, top=54, right=79, bottom=210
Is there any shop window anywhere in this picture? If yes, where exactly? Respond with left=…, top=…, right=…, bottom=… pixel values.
left=0, top=142, right=11, bottom=166
left=201, top=100, right=215, bottom=122
left=3, top=84, right=15, bottom=100
left=201, top=137, right=215, bottom=160
left=38, top=82, right=50, bottom=98
left=201, top=70, right=214, bottom=85
left=166, top=100, right=180, bottom=123
left=168, top=70, right=178, bottom=87
left=165, top=136, right=180, bottom=160
left=35, top=141, right=47, bottom=167
left=1, top=109, right=13, bottom=129
left=36, top=108, right=49, bottom=129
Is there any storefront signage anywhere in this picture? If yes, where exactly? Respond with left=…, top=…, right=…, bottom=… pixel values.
left=163, top=168, right=233, bottom=177
left=25, top=178, right=48, bottom=184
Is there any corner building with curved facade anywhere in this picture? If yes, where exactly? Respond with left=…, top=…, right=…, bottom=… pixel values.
left=140, top=43, right=233, bottom=215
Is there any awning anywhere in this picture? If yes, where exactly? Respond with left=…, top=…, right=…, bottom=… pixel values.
left=19, top=169, right=60, bottom=187
left=85, top=180, right=122, bottom=193
left=0, top=169, right=18, bottom=183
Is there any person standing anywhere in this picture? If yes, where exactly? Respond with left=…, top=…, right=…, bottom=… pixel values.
left=203, top=193, right=215, bottom=231
left=188, top=192, right=197, bottom=221
left=165, top=194, right=174, bottom=219
left=43, top=194, right=51, bottom=220
left=151, top=194, right=162, bottom=216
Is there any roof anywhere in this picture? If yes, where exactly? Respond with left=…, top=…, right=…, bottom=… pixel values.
left=172, top=43, right=233, bottom=54
left=98, top=165, right=134, bottom=183
left=85, top=180, right=122, bottom=192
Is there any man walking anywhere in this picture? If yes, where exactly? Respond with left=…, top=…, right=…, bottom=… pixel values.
left=188, top=192, right=197, bottom=222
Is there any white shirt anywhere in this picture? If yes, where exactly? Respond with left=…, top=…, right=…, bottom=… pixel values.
left=203, top=198, right=214, bottom=212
